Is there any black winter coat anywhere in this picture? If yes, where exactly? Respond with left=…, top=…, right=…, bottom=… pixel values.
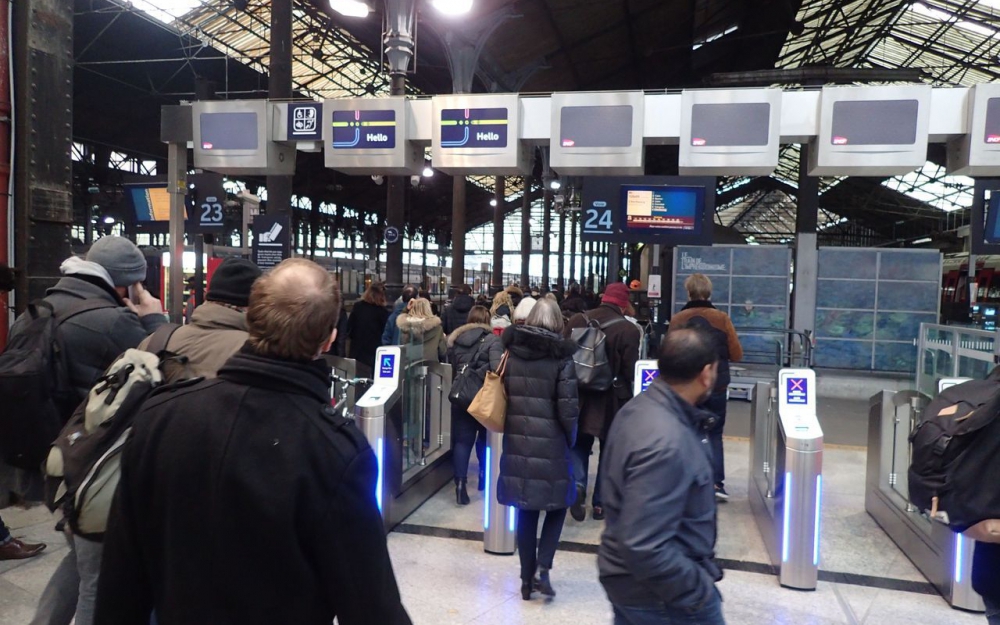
left=443, top=294, right=475, bottom=336
left=347, top=300, right=391, bottom=370
left=95, top=348, right=411, bottom=625
left=447, top=323, right=504, bottom=374
left=498, top=325, right=580, bottom=512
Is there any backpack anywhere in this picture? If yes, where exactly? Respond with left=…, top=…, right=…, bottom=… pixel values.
left=680, top=315, right=731, bottom=391
left=449, top=335, right=490, bottom=409
left=570, top=312, right=627, bottom=392
left=907, top=378, right=1000, bottom=531
left=43, top=323, right=181, bottom=540
left=0, top=299, right=118, bottom=469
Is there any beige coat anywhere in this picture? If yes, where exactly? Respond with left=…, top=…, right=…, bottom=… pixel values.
left=396, top=313, right=446, bottom=363
left=139, top=302, right=248, bottom=382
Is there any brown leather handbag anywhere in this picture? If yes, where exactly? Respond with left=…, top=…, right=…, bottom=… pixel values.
left=468, top=350, right=509, bottom=433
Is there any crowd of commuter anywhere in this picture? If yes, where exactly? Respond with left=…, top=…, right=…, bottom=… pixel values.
left=1, top=235, right=998, bottom=625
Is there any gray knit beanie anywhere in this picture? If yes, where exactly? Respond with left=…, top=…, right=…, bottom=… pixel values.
left=86, top=236, right=147, bottom=287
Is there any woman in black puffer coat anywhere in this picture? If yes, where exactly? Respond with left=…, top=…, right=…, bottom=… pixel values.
left=498, top=298, right=579, bottom=601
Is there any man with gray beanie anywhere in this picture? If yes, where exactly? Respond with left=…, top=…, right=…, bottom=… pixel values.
left=19, top=235, right=164, bottom=625
left=140, top=257, right=261, bottom=381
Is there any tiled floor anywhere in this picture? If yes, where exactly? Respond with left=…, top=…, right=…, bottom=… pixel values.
left=0, top=434, right=988, bottom=625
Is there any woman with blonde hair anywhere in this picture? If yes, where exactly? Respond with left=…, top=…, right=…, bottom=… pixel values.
left=396, top=297, right=446, bottom=362
left=490, top=290, right=514, bottom=336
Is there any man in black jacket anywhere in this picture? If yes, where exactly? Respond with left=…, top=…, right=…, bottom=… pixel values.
left=95, top=258, right=411, bottom=625
left=442, top=284, right=475, bottom=336
left=599, top=328, right=725, bottom=625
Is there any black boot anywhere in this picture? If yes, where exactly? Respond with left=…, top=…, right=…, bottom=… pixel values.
left=521, top=578, right=533, bottom=600
left=478, top=468, right=486, bottom=492
left=455, top=479, right=470, bottom=506
left=536, top=567, right=555, bottom=597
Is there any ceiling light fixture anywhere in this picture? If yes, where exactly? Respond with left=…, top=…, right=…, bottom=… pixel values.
left=490, top=198, right=498, bottom=207
left=423, top=166, right=434, bottom=177
left=550, top=179, right=561, bottom=191
left=432, top=0, right=473, bottom=16
left=330, top=0, right=370, bottom=18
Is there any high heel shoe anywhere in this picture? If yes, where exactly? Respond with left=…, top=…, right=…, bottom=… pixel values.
left=521, top=579, right=533, bottom=600
left=455, top=478, right=470, bottom=506
left=536, top=567, right=555, bottom=597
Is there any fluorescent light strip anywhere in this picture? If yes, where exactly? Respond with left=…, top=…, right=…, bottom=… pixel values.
left=814, top=474, right=822, bottom=566
left=375, top=437, right=384, bottom=514
left=782, top=472, right=792, bottom=563
left=484, top=446, right=491, bottom=530
left=508, top=506, right=516, bottom=532
left=955, top=533, right=963, bottom=583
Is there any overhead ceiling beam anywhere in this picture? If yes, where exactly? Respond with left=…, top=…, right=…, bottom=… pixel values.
left=534, top=0, right=583, bottom=88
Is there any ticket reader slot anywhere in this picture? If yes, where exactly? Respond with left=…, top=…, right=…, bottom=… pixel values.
left=633, top=360, right=660, bottom=396
left=749, top=369, right=824, bottom=590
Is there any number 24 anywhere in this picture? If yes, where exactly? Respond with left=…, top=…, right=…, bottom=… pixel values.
left=585, top=208, right=612, bottom=231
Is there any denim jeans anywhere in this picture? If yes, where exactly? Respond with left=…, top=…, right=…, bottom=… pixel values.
left=571, top=433, right=603, bottom=507
left=699, top=391, right=728, bottom=487
left=985, top=596, right=1000, bottom=625
left=613, top=590, right=725, bottom=625
left=516, top=508, right=567, bottom=581
left=30, top=531, right=103, bottom=625
left=451, top=404, right=486, bottom=481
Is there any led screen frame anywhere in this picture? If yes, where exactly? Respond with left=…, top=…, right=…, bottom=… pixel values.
left=970, top=179, right=1000, bottom=254
left=947, top=83, right=1000, bottom=176
left=323, top=97, right=421, bottom=175
left=192, top=100, right=295, bottom=175
left=679, top=88, right=782, bottom=175
left=198, top=112, right=259, bottom=154
left=431, top=94, right=528, bottom=175
left=550, top=91, right=645, bottom=176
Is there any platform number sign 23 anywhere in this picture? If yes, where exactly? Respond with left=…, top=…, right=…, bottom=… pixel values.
left=583, top=201, right=614, bottom=237
left=198, top=195, right=225, bottom=229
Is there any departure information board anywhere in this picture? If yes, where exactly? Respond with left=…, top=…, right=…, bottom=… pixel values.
left=130, top=187, right=171, bottom=222
left=830, top=100, right=919, bottom=146
left=690, top=103, right=770, bottom=147
left=622, top=185, right=703, bottom=232
left=199, top=112, right=258, bottom=151
left=560, top=105, right=633, bottom=148
left=440, top=108, right=508, bottom=149
left=332, top=110, right=397, bottom=149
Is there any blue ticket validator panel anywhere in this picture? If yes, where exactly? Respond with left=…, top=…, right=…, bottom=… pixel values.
left=323, top=97, right=421, bottom=175
left=633, top=360, right=660, bottom=396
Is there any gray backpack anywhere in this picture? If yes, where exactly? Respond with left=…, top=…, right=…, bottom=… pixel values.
left=570, top=313, right=626, bottom=392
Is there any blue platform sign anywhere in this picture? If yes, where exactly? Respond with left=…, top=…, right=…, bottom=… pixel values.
left=384, top=226, right=401, bottom=245
left=379, top=354, right=396, bottom=379
left=440, top=107, right=508, bottom=149
left=786, top=377, right=809, bottom=405
left=332, top=109, right=396, bottom=149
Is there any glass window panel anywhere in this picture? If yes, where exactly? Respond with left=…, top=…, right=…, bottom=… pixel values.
left=815, top=340, right=873, bottom=369
left=732, top=247, right=791, bottom=277
left=732, top=277, right=787, bottom=307
left=874, top=342, right=918, bottom=373
left=676, top=246, right=732, bottom=275
left=816, top=279, right=876, bottom=310
left=876, top=312, right=939, bottom=342
left=816, top=309, right=875, bottom=339
left=877, top=282, right=939, bottom=313
left=879, top=251, right=940, bottom=282
left=818, top=249, right=878, bottom=279
left=731, top=305, right=787, bottom=329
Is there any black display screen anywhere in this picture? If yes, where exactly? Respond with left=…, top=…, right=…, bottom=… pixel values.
left=985, top=193, right=1000, bottom=245
left=199, top=112, right=259, bottom=151
left=830, top=100, right=919, bottom=146
left=560, top=105, right=633, bottom=148
left=985, top=98, right=1000, bottom=145
left=690, top=103, right=771, bottom=147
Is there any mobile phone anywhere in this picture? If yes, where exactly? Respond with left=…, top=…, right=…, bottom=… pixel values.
left=128, top=284, right=142, bottom=305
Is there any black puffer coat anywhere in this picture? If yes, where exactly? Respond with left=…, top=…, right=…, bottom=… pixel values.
left=447, top=323, right=504, bottom=373
left=497, top=325, right=579, bottom=512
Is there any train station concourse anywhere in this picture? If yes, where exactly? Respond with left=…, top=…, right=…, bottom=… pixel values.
left=3, top=0, right=1000, bottom=624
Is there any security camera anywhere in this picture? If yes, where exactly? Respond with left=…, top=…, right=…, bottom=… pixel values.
left=236, top=190, right=261, bottom=207
left=372, top=175, right=385, bottom=185
left=410, top=175, right=421, bottom=187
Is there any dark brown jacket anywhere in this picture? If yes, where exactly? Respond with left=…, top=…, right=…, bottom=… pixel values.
left=669, top=302, right=743, bottom=362
left=564, top=304, right=642, bottom=439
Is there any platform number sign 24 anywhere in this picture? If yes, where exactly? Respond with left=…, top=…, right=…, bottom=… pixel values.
left=583, top=201, right=613, bottom=237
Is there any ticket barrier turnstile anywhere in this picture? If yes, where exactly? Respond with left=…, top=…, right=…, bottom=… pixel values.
left=355, top=346, right=455, bottom=531
left=866, top=383, right=984, bottom=612
left=484, top=429, right=517, bottom=555
left=748, top=369, right=824, bottom=590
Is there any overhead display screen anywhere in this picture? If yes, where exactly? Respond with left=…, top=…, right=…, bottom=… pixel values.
left=199, top=112, right=258, bottom=151
left=690, top=103, right=770, bottom=147
left=621, top=186, right=704, bottom=233
left=830, top=100, right=919, bottom=146
left=984, top=193, right=1000, bottom=245
left=560, top=105, right=633, bottom=148
left=985, top=98, right=1000, bottom=145
left=440, top=107, right=508, bottom=149
left=331, top=109, right=396, bottom=149
left=129, top=187, right=171, bottom=222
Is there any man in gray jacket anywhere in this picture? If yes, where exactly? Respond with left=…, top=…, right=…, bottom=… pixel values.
left=25, top=236, right=164, bottom=625
left=598, top=327, right=725, bottom=625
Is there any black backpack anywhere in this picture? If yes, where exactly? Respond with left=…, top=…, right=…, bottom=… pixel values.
left=570, top=312, right=627, bottom=392
left=449, top=335, right=490, bottom=409
left=908, top=378, right=1000, bottom=531
left=681, top=315, right=731, bottom=391
left=0, top=299, right=117, bottom=469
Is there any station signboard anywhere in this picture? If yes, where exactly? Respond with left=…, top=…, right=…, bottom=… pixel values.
left=432, top=94, right=528, bottom=175
left=948, top=84, right=1000, bottom=176
left=679, top=89, right=782, bottom=175
left=550, top=91, right=645, bottom=175
left=323, top=97, right=422, bottom=175
left=808, top=85, right=931, bottom=176
left=192, top=100, right=296, bottom=176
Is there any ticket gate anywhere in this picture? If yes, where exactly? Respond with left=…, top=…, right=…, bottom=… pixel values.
left=749, top=369, right=824, bottom=590
left=483, top=429, right=517, bottom=555
left=866, top=381, right=984, bottom=612
left=634, top=360, right=659, bottom=395
left=355, top=346, right=454, bottom=530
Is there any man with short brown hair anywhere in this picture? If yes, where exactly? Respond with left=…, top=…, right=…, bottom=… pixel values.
left=95, top=258, right=410, bottom=625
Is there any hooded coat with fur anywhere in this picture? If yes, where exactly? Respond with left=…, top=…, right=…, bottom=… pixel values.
left=396, top=313, right=446, bottom=363
left=497, top=325, right=579, bottom=512
left=446, top=323, right=504, bottom=374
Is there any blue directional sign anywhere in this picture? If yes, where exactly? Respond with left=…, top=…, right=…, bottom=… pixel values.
left=640, top=368, right=659, bottom=392
left=384, top=226, right=401, bottom=245
left=440, top=108, right=508, bottom=149
left=379, top=354, right=396, bottom=379
left=332, top=109, right=396, bottom=149
left=786, top=377, right=809, bottom=405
